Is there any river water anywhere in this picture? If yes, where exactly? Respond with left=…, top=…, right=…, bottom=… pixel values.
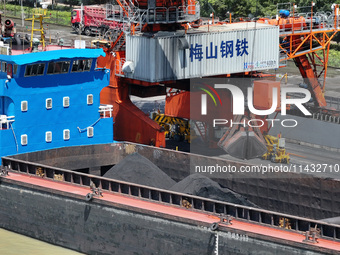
left=0, top=228, right=84, bottom=255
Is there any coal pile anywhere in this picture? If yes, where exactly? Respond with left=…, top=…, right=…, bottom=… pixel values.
left=103, top=153, right=176, bottom=189
left=170, top=174, right=256, bottom=207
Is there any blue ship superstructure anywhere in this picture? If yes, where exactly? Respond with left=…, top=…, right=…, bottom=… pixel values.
left=0, top=48, right=113, bottom=158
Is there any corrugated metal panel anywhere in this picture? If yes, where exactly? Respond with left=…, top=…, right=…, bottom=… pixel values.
left=126, top=24, right=279, bottom=82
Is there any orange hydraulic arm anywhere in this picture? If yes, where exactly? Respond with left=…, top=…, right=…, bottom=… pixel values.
left=97, top=46, right=165, bottom=147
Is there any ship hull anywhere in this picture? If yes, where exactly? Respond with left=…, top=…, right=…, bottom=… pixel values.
left=0, top=177, right=333, bottom=255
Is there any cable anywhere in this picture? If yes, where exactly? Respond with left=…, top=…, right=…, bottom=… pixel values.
left=10, top=122, right=18, bottom=152
left=77, top=117, right=101, bottom=133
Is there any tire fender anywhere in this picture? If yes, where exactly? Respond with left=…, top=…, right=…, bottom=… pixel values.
left=85, top=193, right=93, bottom=202
left=210, top=222, right=219, bottom=231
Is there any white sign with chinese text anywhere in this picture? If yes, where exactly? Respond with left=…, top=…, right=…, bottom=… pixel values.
left=126, top=25, right=279, bottom=82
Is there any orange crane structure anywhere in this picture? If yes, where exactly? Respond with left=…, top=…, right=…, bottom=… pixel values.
left=95, top=1, right=340, bottom=158
left=98, top=0, right=200, bottom=148
left=258, top=2, right=340, bottom=107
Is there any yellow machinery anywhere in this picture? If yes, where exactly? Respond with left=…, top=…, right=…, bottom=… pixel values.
left=262, top=134, right=290, bottom=164
left=152, top=113, right=190, bottom=143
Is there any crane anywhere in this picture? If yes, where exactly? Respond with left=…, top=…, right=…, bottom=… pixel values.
left=93, top=1, right=340, bottom=159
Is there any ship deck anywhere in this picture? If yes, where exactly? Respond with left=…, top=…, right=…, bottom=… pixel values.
left=5, top=171, right=340, bottom=253
left=10, top=45, right=72, bottom=55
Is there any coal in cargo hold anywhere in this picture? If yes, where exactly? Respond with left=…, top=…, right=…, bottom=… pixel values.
left=103, top=152, right=176, bottom=189
left=170, top=173, right=257, bottom=207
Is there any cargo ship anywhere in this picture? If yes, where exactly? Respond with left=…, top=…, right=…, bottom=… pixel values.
left=1, top=1, right=340, bottom=254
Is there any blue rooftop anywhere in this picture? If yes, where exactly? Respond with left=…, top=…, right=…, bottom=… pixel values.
left=0, top=48, right=105, bottom=65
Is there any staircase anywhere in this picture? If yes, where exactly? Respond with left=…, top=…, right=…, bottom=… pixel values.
left=107, top=0, right=140, bottom=23
left=113, top=31, right=126, bottom=51
left=193, top=121, right=207, bottom=142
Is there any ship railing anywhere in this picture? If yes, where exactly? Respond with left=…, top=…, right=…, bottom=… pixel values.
left=2, top=156, right=340, bottom=242
left=99, top=104, right=113, bottom=118
left=0, top=115, right=14, bottom=130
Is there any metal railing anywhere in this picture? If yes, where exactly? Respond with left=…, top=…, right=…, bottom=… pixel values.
left=1, top=156, right=340, bottom=242
left=278, top=10, right=340, bottom=35
left=312, top=113, right=340, bottom=123
left=98, top=104, right=113, bottom=118
left=0, top=115, right=15, bottom=130
left=106, top=3, right=200, bottom=25
left=325, top=96, right=340, bottom=111
left=286, top=92, right=340, bottom=124
left=279, top=51, right=288, bottom=67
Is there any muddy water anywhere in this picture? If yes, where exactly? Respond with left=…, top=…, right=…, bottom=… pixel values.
left=0, top=228, right=84, bottom=255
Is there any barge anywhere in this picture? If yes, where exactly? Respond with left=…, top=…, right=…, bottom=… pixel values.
left=1, top=143, right=340, bottom=254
